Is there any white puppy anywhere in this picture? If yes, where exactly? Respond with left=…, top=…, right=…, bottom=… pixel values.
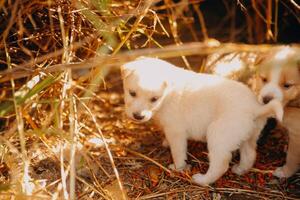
left=121, top=57, right=283, bottom=185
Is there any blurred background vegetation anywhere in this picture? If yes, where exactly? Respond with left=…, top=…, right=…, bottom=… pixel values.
left=0, top=0, right=299, bottom=199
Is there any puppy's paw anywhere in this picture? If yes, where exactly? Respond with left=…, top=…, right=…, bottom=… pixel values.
left=192, top=173, right=210, bottom=186
left=168, top=163, right=190, bottom=172
left=231, top=164, right=247, bottom=175
left=162, top=139, right=169, bottom=147
left=273, top=167, right=291, bottom=178
left=168, top=163, right=177, bottom=170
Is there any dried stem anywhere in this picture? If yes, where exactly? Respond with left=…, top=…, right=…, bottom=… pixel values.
left=78, top=97, right=127, bottom=200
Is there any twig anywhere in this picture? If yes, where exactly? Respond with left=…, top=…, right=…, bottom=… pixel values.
left=193, top=4, right=208, bottom=41
left=266, top=0, right=274, bottom=41
left=251, top=0, right=269, bottom=24
left=76, top=176, right=109, bottom=200
left=289, top=0, right=300, bottom=10
left=274, top=0, right=279, bottom=41
left=1, top=0, right=19, bottom=42
left=5, top=39, right=34, bottom=195
left=58, top=6, right=70, bottom=199
left=112, top=0, right=154, bottom=54
left=0, top=42, right=281, bottom=82
left=78, top=97, right=127, bottom=200
left=164, top=0, right=191, bottom=70
left=124, top=148, right=171, bottom=174
left=68, top=8, right=77, bottom=200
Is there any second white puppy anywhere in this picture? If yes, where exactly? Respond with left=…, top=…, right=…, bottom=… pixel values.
left=121, top=57, right=283, bottom=186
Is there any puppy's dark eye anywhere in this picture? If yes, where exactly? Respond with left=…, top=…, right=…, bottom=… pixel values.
left=283, top=83, right=293, bottom=89
left=150, top=96, right=159, bottom=103
left=261, top=77, right=268, bottom=83
left=129, top=90, right=136, bottom=97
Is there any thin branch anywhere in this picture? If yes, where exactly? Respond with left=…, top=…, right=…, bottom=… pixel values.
left=78, top=96, right=127, bottom=200
left=289, top=0, right=300, bottom=10
left=0, top=42, right=281, bottom=82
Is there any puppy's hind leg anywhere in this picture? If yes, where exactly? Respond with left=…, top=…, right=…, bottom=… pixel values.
left=232, top=120, right=263, bottom=175
left=231, top=141, right=256, bottom=175
left=192, top=120, right=235, bottom=186
left=193, top=148, right=232, bottom=186
left=232, top=139, right=256, bottom=175
left=162, top=138, right=169, bottom=147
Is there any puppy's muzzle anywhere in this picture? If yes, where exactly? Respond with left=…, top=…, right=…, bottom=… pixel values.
left=262, top=96, right=274, bottom=104
left=133, top=112, right=145, bottom=120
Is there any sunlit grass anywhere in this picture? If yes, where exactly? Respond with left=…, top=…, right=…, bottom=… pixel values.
left=0, top=0, right=299, bottom=199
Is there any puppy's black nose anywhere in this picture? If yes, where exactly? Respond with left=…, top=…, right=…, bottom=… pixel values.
left=133, top=112, right=145, bottom=120
left=263, top=96, right=273, bottom=104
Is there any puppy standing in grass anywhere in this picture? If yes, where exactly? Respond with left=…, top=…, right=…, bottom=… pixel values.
left=256, top=46, right=300, bottom=178
left=121, top=57, right=283, bottom=185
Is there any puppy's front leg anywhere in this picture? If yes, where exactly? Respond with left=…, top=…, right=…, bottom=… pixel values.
left=165, top=128, right=188, bottom=171
left=274, top=131, right=300, bottom=178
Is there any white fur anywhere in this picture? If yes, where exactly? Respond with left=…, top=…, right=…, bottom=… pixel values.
left=122, top=57, right=283, bottom=185
left=259, top=82, right=283, bottom=103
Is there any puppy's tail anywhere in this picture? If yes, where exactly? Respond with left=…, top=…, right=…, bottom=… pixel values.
left=255, top=99, right=283, bottom=122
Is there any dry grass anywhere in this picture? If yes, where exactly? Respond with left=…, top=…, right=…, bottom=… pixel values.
left=0, top=0, right=299, bottom=199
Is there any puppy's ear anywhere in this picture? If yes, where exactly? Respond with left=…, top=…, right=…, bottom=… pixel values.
left=254, top=51, right=271, bottom=66
left=161, top=80, right=171, bottom=95
left=120, top=64, right=134, bottom=79
left=162, top=80, right=168, bottom=89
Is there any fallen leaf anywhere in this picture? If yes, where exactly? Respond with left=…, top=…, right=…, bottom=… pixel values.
left=104, top=180, right=128, bottom=200
left=147, top=165, right=162, bottom=187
